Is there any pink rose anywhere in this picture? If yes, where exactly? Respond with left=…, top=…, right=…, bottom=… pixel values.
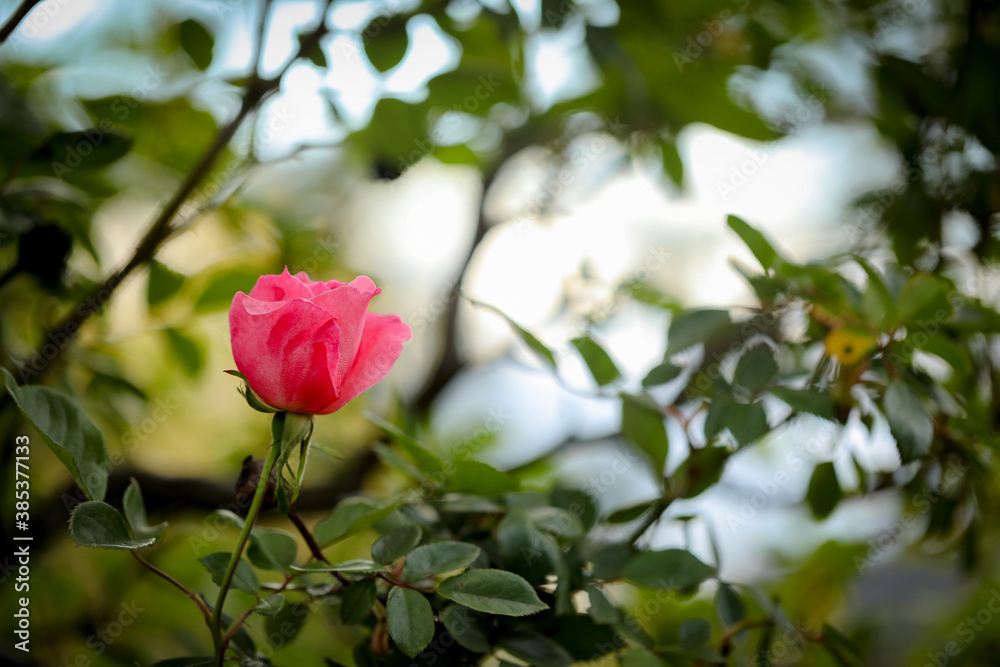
left=229, top=268, right=411, bottom=415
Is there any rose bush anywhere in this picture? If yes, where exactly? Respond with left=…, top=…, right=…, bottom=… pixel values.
left=228, top=268, right=411, bottom=415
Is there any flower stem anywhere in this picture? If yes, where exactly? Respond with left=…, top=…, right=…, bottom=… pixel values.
left=211, top=442, right=280, bottom=666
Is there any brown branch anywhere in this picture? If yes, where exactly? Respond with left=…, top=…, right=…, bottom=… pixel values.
left=132, top=551, right=212, bottom=621
left=13, top=1, right=335, bottom=386
left=0, top=0, right=41, bottom=43
left=410, top=168, right=497, bottom=412
left=288, top=506, right=330, bottom=564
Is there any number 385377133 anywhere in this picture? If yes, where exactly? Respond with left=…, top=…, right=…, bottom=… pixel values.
left=14, top=435, right=29, bottom=519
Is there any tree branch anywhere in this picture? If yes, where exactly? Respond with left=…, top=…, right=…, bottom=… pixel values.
left=14, top=0, right=335, bottom=386
left=0, top=0, right=41, bottom=44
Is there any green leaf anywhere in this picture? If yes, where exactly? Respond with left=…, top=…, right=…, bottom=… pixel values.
left=497, top=513, right=560, bottom=584
left=446, top=460, right=519, bottom=496
left=667, top=309, right=732, bottom=356
left=551, top=486, right=598, bottom=532
left=364, top=16, right=409, bottom=72
left=298, top=31, right=328, bottom=68
left=194, top=267, right=259, bottom=312
left=254, top=594, right=287, bottom=617
left=178, top=19, right=214, bottom=70
left=526, top=506, right=584, bottom=538
left=570, top=336, right=621, bottom=386
left=122, top=477, right=166, bottom=543
left=897, top=273, right=953, bottom=327
left=821, top=623, right=864, bottom=665
left=264, top=602, right=310, bottom=647
left=199, top=552, right=260, bottom=596
left=372, top=524, right=423, bottom=564
left=403, top=541, right=481, bottom=581
left=883, top=380, right=933, bottom=463
left=33, top=130, right=133, bottom=168
left=715, top=583, right=745, bottom=627
left=727, top=215, right=780, bottom=271
left=642, top=362, right=682, bottom=388
left=585, top=584, right=618, bottom=625
left=3, top=368, right=108, bottom=500
left=620, top=648, right=666, bottom=667
left=588, top=542, right=635, bottom=580
left=373, top=442, right=424, bottom=480
left=621, top=549, right=715, bottom=590
left=498, top=630, right=574, bottom=667
left=733, top=344, right=778, bottom=393
left=292, top=559, right=388, bottom=575
left=69, top=500, right=156, bottom=550
left=386, top=587, right=435, bottom=658
left=912, top=335, right=972, bottom=378
left=660, top=138, right=684, bottom=187
left=473, top=300, right=556, bottom=367
left=147, top=260, right=185, bottom=308
left=769, top=386, right=835, bottom=420
left=150, top=659, right=214, bottom=667
left=366, top=413, right=446, bottom=479
left=313, top=498, right=396, bottom=547
left=806, top=462, right=842, bottom=520
left=441, top=605, right=491, bottom=652
left=551, top=615, right=622, bottom=660
left=437, top=569, right=548, bottom=616
left=436, top=494, right=504, bottom=514
left=340, top=579, right=377, bottom=624
left=247, top=527, right=298, bottom=572
left=674, top=446, right=730, bottom=499
left=163, top=328, right=205, bottom=378
left=856, top=257, right=896, bottom=329
left=680, top=618, right=711, bottom=646
left=725, top=401, right=769, bottom=447
left=620, top=392, right=668, bottom=475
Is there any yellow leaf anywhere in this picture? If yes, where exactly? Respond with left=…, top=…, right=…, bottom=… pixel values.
left=824, top=327, right=877, bottom=365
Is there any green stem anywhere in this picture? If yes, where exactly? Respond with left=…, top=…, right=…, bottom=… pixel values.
left=628, top=497, right=671, bottom=546
left=211, top=442, right=280, bottom=666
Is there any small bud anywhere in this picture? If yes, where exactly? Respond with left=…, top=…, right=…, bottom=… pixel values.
left=235, top=455, right=278, bottom=510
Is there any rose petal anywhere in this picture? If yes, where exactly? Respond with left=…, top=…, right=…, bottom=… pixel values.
left=309, top=276, right=382, bottom=389
left=319, top=312, right=411, bottom=414
left=229, top=292, right=342, bottom=414
left=249, top=267, right=316, bottom=303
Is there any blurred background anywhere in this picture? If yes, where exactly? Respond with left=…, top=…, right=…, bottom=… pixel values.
left=1, top=0, right=999, bottom=665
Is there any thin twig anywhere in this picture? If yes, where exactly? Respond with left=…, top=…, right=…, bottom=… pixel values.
left=221, top=573, right=294, bottom=647
left=377, top=572, right=436, bottom=594
left=627, top=496, right=671, bottom=546
left=288, top=506, right=329, bottom=564
left=719, top=618, right=773, bottom=657
left=0, top=0, right=41, bottom=43
left=132, top=551, right=212, bottom=621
